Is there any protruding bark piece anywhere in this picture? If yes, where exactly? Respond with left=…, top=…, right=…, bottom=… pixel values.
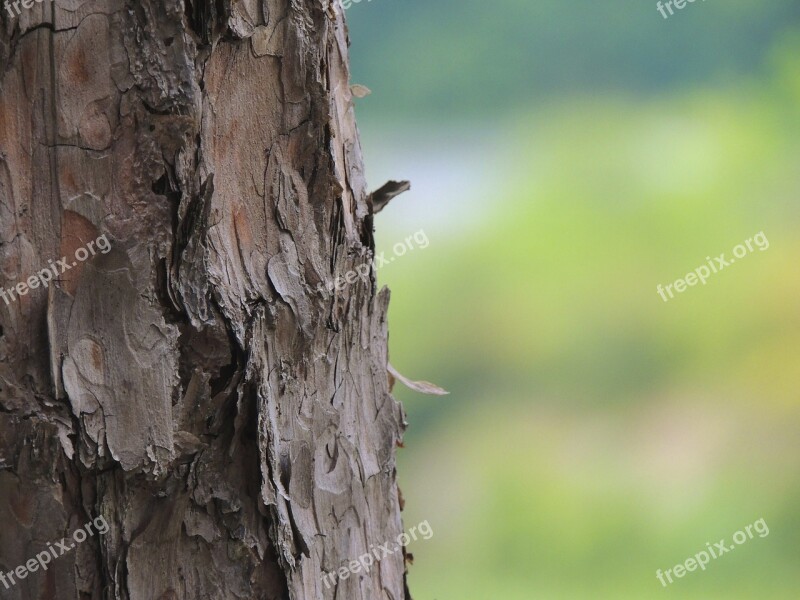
left=389, top=363, right=450, bottom=396
left=350, top=84, right=372, bottom=98
left=371, top=180, right=412, bottom=214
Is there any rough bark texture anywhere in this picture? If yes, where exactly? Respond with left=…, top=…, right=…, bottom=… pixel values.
left=0, top=1, right=410, bottom=598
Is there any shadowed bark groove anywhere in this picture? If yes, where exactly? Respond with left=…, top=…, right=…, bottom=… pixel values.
left=0, top=1, right=410, bottom=598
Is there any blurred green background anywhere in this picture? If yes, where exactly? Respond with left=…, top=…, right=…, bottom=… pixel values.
left=345, top=1, right=800, bottom=598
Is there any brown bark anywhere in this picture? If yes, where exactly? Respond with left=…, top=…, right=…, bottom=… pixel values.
left=0, top=1, right=410, bottom=598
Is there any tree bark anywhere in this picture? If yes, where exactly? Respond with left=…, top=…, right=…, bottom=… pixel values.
left=0, top=1, right=410, bottom=598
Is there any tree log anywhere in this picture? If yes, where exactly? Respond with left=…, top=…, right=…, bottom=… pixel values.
left=0, top=1, right=409, bottom=598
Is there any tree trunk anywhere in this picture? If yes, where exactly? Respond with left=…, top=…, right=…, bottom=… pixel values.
left=0, top=2, right=410, bottom=598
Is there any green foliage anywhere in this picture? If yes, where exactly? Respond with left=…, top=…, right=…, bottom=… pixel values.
left=347, top=0, right=800, bottom=119
left=362, top=25, right=800, bottom=599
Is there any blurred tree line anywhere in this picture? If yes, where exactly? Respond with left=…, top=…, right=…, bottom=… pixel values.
left=346, top=0, right=800, bottom=118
